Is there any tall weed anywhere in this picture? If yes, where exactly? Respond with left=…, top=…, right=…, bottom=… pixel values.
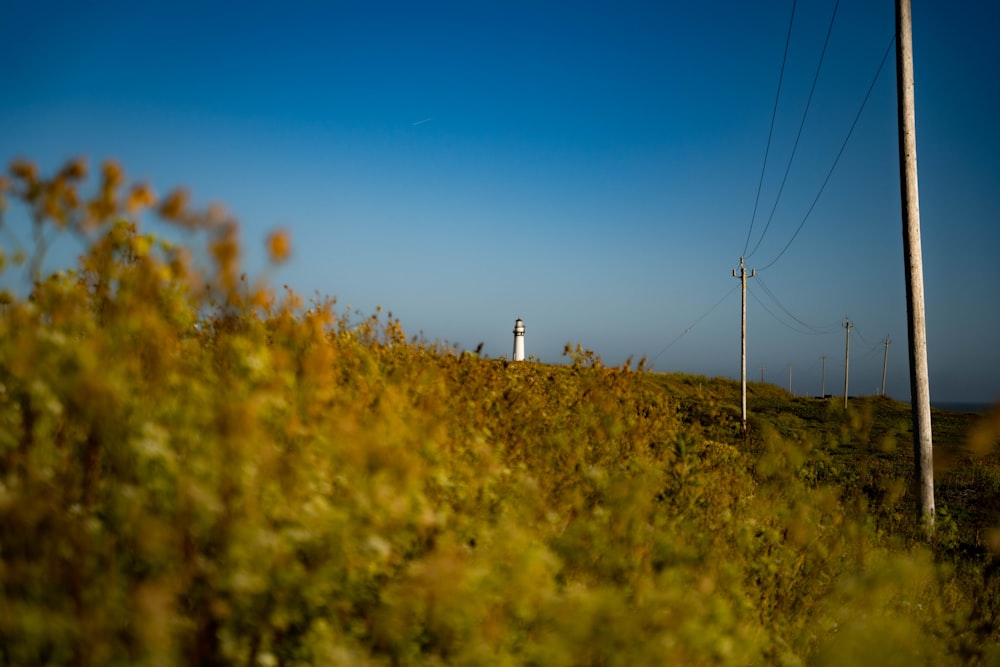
left=0, top=159, right=993, bottom=665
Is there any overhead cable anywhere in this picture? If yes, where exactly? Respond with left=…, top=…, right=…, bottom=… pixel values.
left=747, top=0, right=841, bottom=261
left=757, top=34, right=895, bottom=272
left=743, top=0, right=798, bottom=257
left=652, top=284, right=740, bottom=363
left=755, top=274, right=841, bottom=334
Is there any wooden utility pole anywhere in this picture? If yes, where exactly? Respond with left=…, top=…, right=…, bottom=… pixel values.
left=788, top=363, right=793, bottom=394
left=759, top=366, right=766, bottom=383
left=843, top=317, right=853, bottom=409
left=896, top=0, right=934, bottom=527
left=881, top=335, right=892, bottom=396
left=733, top=257, right=756, bottom=436
left=820, top=354, right=827, bottom=398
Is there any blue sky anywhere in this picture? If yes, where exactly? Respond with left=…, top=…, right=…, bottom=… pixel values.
left=3, top=1, right=998, bottom=403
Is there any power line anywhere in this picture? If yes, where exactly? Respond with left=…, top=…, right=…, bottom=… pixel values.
left=756, top=34, right=896, bottom=272
left=749, top=288, right=809, bottom=335
left=743, top=0, right=798, bottom=258
left=860, top=338, right=884, bottom=362
left=801, top=353, right=822, bottom=376
left=755, top=274, right=840, bottom=334
left=651, top=284, right=739, bottom=363
left=747, top=0, right=841, bottom=261
left=748, top=288, right=836, bottom=341
left=852, top=322, right=873, bottom=349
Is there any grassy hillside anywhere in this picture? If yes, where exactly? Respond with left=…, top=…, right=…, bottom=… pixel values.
left=2, top=160, right=1000, bottom=665
left=651, top=372, right=1000, bottom=559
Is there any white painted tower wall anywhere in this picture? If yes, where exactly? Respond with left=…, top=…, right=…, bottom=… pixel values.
left=512, top=318, right=525, bottom=361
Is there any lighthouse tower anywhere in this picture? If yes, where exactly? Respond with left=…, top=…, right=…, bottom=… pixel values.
left=512, top=318, right=525, bottom=361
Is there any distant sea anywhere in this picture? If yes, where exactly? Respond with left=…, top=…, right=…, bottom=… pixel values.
left=931, top=402, right=995, bottom=414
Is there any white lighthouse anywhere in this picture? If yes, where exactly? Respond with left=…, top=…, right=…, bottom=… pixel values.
left=512, top=318, right=525, bottom=361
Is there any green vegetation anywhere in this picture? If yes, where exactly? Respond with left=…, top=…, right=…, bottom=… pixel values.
left=2, top=159, right=999, bottom=665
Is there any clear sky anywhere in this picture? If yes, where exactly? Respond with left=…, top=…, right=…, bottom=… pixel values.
left=3, top=1, right=998, bottom=404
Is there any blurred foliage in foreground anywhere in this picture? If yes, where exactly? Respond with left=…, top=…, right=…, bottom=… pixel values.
left=1, top=159, right=1000, bottom=665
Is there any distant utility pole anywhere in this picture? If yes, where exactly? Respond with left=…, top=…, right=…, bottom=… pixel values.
left=788, top=363, right=793, bottom=394
left=843, top=317, right=853, bottom=409
left=896, top=0, right=934, bottom=527
left=820, top=355, right=827, bottom=398
left=881, top=335, right=892, bottom=396
left=733, top=257, right=756, bottom=436
left=759, top=365, right=766, bottom=383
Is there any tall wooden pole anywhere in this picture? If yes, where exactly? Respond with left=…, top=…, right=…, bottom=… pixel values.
left=881, top=335, right=892, bottom=396
left=820, top=355, right=827, bottom=398
left=896, top=0, right=935, bottom=528
left=843, top=317, right=853, bottom=409
left=733, top=257, right=756, bottom=436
